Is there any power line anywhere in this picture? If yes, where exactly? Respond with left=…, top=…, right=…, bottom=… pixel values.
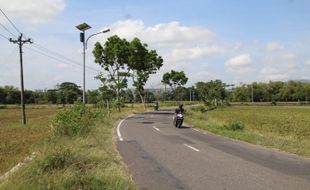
left=24, top=45, right=100, bottom=73
left=0, top=8, right=22, bottom=34
left=31, top=42, right=102, bottom=72
left=0, top=32, right=9, bottom=40
left=0, top=22, right=17, bottom=38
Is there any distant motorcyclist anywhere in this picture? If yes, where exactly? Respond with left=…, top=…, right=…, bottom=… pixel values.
left=175, top=104, right=185, bottom=114
left=154, top=101, right=159, bottom=111
left=173, top=104, right=185, bottom=127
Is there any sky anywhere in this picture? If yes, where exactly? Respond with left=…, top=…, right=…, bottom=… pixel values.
left=0, top=0, right=310, bottom=90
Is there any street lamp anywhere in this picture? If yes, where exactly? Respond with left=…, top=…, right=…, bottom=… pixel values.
left=76, top=22, right=110, bottom=103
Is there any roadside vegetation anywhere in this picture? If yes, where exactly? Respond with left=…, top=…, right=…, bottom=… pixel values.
left=187, top=105, right=310, bottom=158
left=1, top=103, right=144, bottom=189
left=0, top=106, right=57, bottom=175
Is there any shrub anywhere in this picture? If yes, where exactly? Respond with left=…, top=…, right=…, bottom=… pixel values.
left=51, top=102, right=98, bottom=136
left=0, top=105, right=7, bottom=109
left=193, top=105, right=207, bottom=113
left=224, top=120, right=244, bottom=131
left=36, top=147, right=75, bottom=173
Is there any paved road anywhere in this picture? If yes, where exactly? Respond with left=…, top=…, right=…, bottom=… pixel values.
left=116, top=110, right=310, bottom=190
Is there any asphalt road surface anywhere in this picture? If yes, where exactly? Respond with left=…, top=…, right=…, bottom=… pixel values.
left=116, top=110, right=310, bottom=190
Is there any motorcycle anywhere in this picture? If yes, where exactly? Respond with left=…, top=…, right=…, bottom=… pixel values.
left=174, top=112, right=184, bottom=128
left=154, top=102, right=159, bottom=111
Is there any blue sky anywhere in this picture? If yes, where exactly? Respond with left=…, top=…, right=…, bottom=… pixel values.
left=1, top=0, right=310, bottom=89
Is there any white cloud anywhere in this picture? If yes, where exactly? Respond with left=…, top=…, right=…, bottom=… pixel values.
left=0, top=0, right=65, bottom=24
left=225, top=54, right=252, bottom=67
left=91, top=19, right=225, bottom=86
left=265, top=42, right=284, bottom=52
left=102, top=20, right=216, bottom=48
left=259, top=53, right=298, bottom=81
left=304, top=59, right=310, bottom=66
left=169, top=46, right=224, bottom=62
left=224, top=54, right=256, bottom=76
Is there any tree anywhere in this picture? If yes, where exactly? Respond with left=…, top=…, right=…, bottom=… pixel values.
left=46, top=89, right=58, bottom=104
left=162, top=70, right=188, bottom=91
left=231, top=84, right=250, bottom=103
left=195, top=80, right=227, bottom=107
left=3, top=86, right=20, bottom=104
left=0, top=87, right=6, bottom=104
left=57, top=82, right=82, bottom=104
left=162, top=70, right=188, bottom=101
left=87, top=90, right=100, bottom=104
left=128, top=38, right=163, bottom=108
left=93, top=35, right=130, bottom=112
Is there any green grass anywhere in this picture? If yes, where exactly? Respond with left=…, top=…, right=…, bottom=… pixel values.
left=187, top=105, right=310, bottom=158
left=0, top=105, right=144, bottom=190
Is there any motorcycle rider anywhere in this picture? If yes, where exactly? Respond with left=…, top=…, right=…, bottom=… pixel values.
left=174, top=104, right=185, bottom=126
left=175, top=104, right=185, bottom=114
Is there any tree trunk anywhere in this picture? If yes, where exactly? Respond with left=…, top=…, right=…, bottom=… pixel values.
left=117, top=68, right=121, bottom=112
left=138, top=91, right=146, bottom=110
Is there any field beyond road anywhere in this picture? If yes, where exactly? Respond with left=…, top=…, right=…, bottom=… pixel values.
left=0, top=106, right=57, bottom=175
left=187, top=105, right=310, bottom=158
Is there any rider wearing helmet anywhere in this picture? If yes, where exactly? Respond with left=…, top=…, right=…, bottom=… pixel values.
left=175, top=104, right=185, bottom=114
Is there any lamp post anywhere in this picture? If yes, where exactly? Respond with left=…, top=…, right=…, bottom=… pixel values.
left=76, top=23, right=110, bottom=104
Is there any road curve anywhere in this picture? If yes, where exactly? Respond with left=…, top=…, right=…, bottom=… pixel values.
left=116, top=110, right=310, bottom=190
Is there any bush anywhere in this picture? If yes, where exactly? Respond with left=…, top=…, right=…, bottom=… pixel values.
left=192, top=105, right=207, bottom=113
left=51, top=102, right=98, bottom=136
left=224, top=120, right=244, bottom=131
left=0, top=105, right=7, bottom=109
left=36, top=147, right=75, bottom=173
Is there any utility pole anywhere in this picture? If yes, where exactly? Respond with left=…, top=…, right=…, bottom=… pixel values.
left=9, top=33, right=32, bottom=125
left=251, top=84, right=254, bottom=103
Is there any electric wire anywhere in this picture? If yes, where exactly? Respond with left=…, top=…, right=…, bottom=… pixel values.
left=0, top=8, right=101, bottom=75
left=0, top=8, right=22, bottom=35
left=24, top=45, right=100, bottom=74
left=0, top=22, right=17, bottom=38
left=32, top=42, right=102, bottom=72
left=0, top=32, right=9, bottom=40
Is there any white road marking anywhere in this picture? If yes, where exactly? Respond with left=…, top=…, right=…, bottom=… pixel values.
left=117, top=119, right=125, bottom=141
left=117, top=114, right=134, bottom=141
left=184, top=144, right=200, bottom=152
left=153, top=126, right=160, bottom=131
left=193, top=128, right=200, bottom=132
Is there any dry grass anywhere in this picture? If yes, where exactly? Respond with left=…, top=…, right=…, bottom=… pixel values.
left=0, top=106, right=57, bottom=175
left=1, top=104, right=146, bottom=190
left=187, top=105, right=310, bottom=157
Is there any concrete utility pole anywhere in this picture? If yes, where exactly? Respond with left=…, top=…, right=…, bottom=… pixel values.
left=252, top=85, right=254, bottom=103
left=9, top=33, right=32, bottom=125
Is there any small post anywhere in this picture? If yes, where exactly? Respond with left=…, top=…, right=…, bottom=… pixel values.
left=106, top=100, right=110, bottom=118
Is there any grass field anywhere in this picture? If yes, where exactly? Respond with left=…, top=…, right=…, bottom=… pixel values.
left=0, top=104, right=145, bottom=190
left=0, top=106, right=58, bottom=175
left=187, top=105, right=310, bottom=158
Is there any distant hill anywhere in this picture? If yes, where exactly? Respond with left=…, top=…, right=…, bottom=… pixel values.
left=294, top=79, right=310, bottom=84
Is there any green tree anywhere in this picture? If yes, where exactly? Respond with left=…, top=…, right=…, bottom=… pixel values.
left=57, top=82, right=82, bottom=104
left=87, top=90, right=101, bottom=104
left=93, top=35, right=130, bottom=112
left=46, top=89, right=58, bottom=104
left=162, top=70, right=188, bottom=91
left=128, top=37, right=163, bottom=109
left=0, top=87, right=6, bottom=104
left=231, top=84, right=250, bottom=103
left=162, top=70, right=188, bottom=101
left=3, top=86, right=20, bottom=104
left=196, top=80, right=227, bottom=107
